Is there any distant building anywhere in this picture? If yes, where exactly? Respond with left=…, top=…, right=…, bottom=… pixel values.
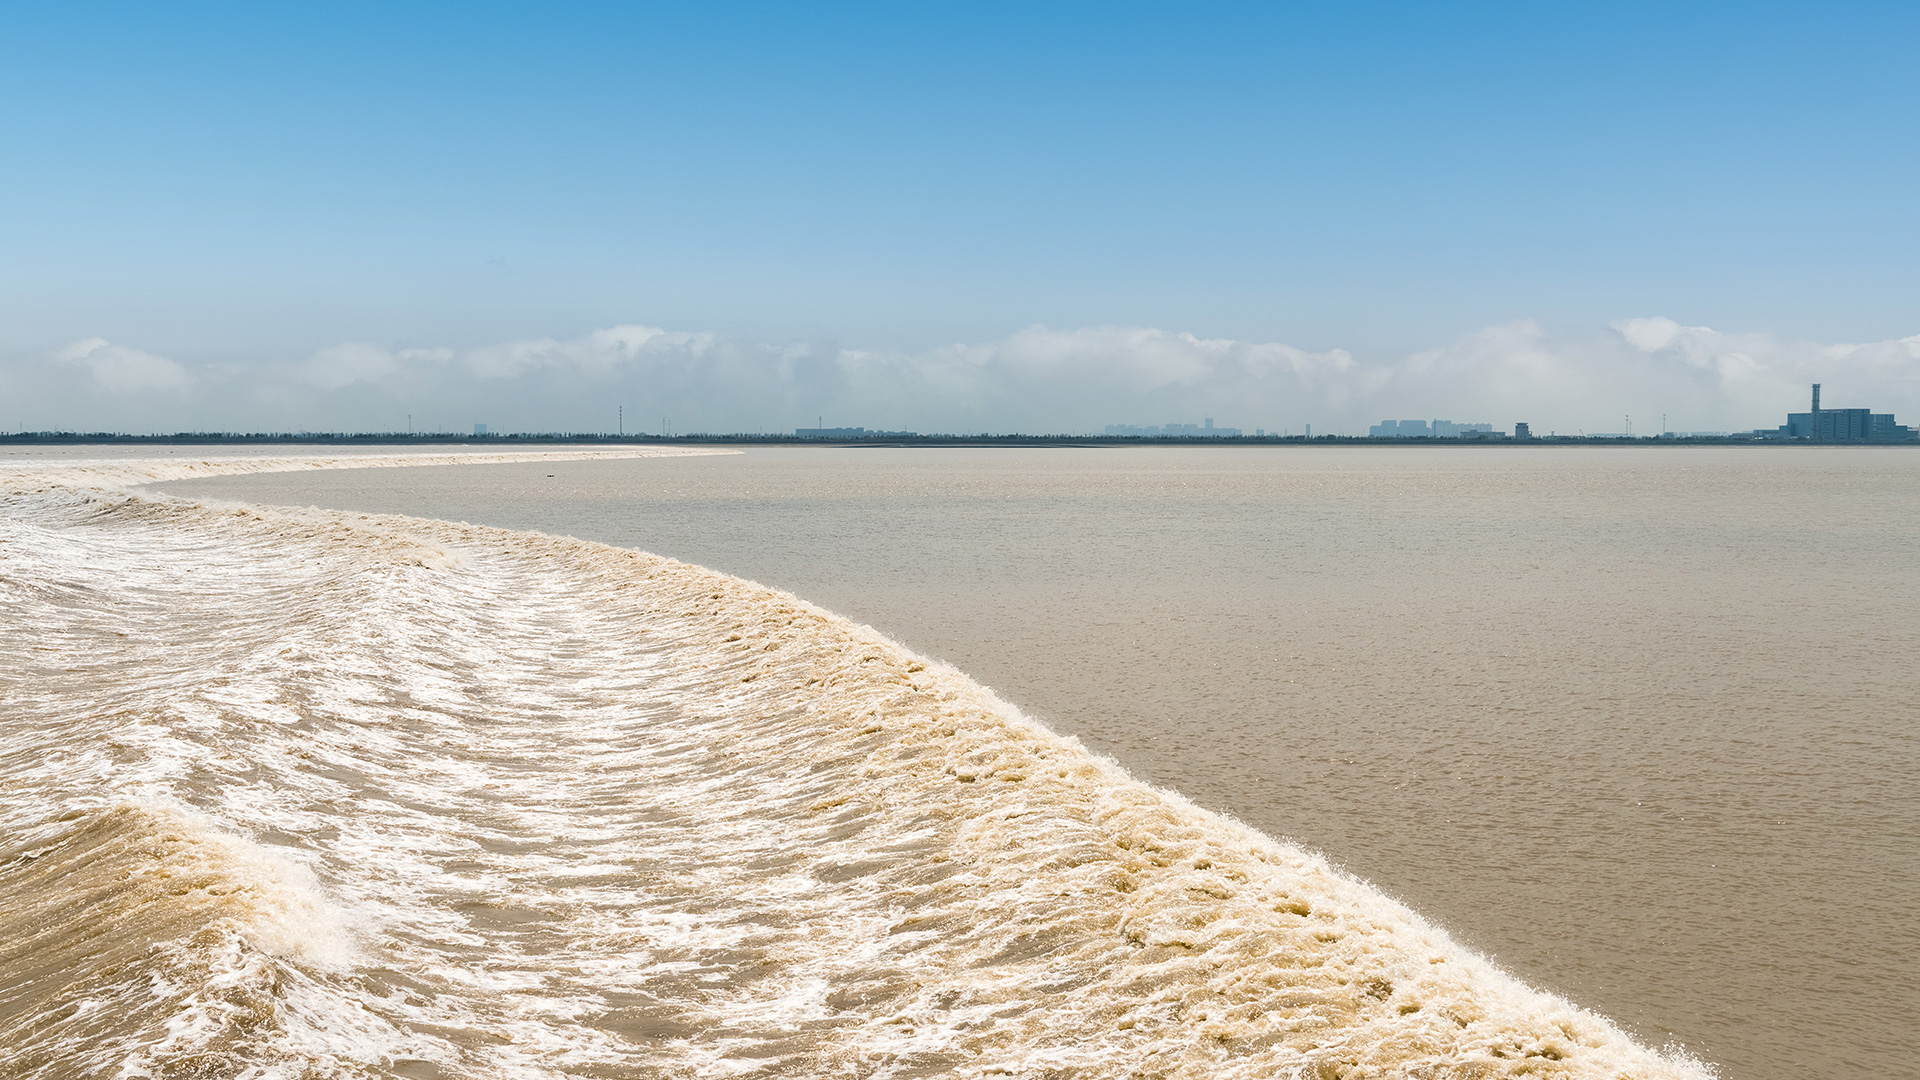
left=1370, top=420, right=1428, bottom=437
left=794, top=427, right=915, bottom=439
left=1368, top=419, right=1495, bottom=438
left=1103, top=418, right=1243, bottom=437
left=1766, top=384, right=1914, bottom=442
left=474, top=423, right=489, bottom=436
left=1514, top=422, right=1531, bottom=439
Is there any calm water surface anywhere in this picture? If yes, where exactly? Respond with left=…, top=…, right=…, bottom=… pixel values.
left=165, top=446, right=1920, bottom=1080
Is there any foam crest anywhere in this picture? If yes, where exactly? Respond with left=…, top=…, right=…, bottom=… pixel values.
left=0, top=804, right=376, bottom=1077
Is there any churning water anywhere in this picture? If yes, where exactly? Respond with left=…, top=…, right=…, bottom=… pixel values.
left=6, top=446, right=1913, bottom=1078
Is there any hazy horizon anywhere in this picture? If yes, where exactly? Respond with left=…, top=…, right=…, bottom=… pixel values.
left=10, top=317, right=1917, bottom=438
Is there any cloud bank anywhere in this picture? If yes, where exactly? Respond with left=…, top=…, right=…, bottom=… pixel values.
left=4, top=319, right=1918, bottom=436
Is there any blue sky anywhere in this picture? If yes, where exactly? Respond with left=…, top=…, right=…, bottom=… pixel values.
left=3, top=2, right=1917, bottom=433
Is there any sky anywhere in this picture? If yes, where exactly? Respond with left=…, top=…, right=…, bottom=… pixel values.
left=3, top=1, right=1917, bottom=435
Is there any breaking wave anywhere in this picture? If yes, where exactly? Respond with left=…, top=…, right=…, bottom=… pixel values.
left=0, top=452, right=1712, bottom=1078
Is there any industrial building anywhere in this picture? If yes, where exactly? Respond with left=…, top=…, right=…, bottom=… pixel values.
left=1767, top=385, right=1914, bottom=442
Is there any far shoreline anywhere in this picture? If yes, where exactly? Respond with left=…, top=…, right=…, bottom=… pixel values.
left=5, top=433, right=1915, bottom=449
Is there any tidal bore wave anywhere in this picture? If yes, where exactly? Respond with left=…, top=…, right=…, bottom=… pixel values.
left=0, top=453, right=1711, bottom=1078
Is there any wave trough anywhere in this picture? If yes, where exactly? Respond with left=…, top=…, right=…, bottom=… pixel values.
left=0, top=452, right=1710, bottom=1078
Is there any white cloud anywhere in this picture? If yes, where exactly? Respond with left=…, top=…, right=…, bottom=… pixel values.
left=461, top=325, right=717, bottom=379
left=9, top=319, right=1919, bottom=435
left=1615, top=317, right=1686, bottom=353
left=932, top=324, right=1355, bottom=391
left=56, top=337, right=192, bottom=395
left=305, top=343, right=452, bottom=389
